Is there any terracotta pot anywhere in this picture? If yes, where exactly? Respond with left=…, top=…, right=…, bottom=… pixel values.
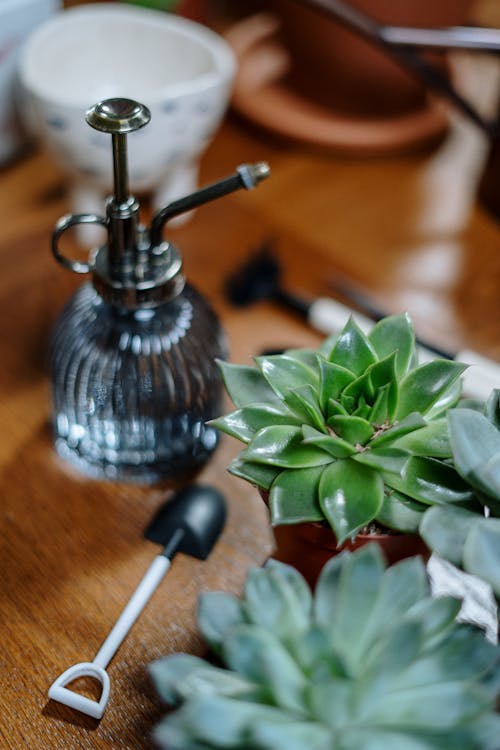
left=268, top=0, right=474, bottom=118
left=260, top=489, right=428, bottom=587
left=271, top=520, right=429, bottom=587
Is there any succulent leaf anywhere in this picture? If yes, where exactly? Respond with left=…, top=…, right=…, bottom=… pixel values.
left=313, top=552, right=346, bottom=626
left=317, top=332, right=339, bottom=358
left=269, top=466, right=324, bottom=524
left=287, top=625, right=336, bottom=676
left=395, top=360, right=466, bottom=420
left=197, top=592, right=246, bottom=653
left=241, top=426, right=333, bottom=468
left=449, top=408, right=500, bottom=493
left=251, top=718, right=332, bottom=750
left=376, top=490, right=428, bottom=533
left=329, top=317, right=377, bottom=375
left=307, top=678, right=359, bottom=730
left=363, top=681, right=493, bottom=730
left=419, top=505, right=480, bottom=566
left=327, top=414, right=374, bottom=446
left=319, top=460, right=384, bottom=543
left=391, top=418, right=451, bottom=457
left=463, top=518, right=500, bottom=597
left=151, top=551, right=500, bottom=750
left=326, top=398, right=349, bottom=419
left=394, top=624, right=498, bottom=686
left=318, top=358, right=355, bottom=410
left=255, top=354, right=319, bottom=399
left=361, top=619, right=423, bottom=687
left=316, top=545, right=387, bottom=675
left=337, top=726, right=480, bottom=750
left=351, top=394, right=372, bottom=419
left=149, top=653, right=256, bottom=705
left=468, top=454, right=500, bottom=499
left=367, top=351, right=398, bottom=394
left=369, top=412, right=427, bottom=449
left=222, top=626, right=307, bottom=713
left=283, top=384, right=325, bottom=431
left=368, top=312, right=415, bottom=379
left=347, top=556, right=429, bottom=657
left=264, top=559, right=313, bottom=617
left=369, top=381, right=396, bottom=425
left=403, top=596, right=461, bottom=645
left=302, top=425, right=356, bottom=458
left=425, top=375, right=463, bottom=419
left=243, top=564, right=311, bottom=637
left=283, top=346, right=321, bottom=369
left=485, top=389, right=500, bottom=429
left=217, top=360, right=280, bottom=408
left=351, top=446, right=409, bottom=474
left=342, top=368, right=375, bottom=403
left=209, top=403, right=301, bottom=444
left=227, top=457, right=281, bottom=490
left=384, top=456, right=474, bottom=506
left=158, top=694, right=293, bottom=748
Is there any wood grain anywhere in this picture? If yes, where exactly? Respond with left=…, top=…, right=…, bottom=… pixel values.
left=1, top=2, right=500, bottom=746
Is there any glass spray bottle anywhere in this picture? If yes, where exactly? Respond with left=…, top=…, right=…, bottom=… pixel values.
left=49, top=98, right=269, bottom=484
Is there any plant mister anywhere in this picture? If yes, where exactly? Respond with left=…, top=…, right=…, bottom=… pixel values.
left=49, top=98, right=269, bottom=483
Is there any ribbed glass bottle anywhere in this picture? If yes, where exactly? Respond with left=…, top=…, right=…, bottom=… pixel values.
left=50, top=281, right=227, bottom=484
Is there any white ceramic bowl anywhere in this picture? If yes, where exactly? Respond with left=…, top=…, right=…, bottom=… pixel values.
left=17, top=3, right=235, bottom=215
left=0, top=0, right=60, bottom=166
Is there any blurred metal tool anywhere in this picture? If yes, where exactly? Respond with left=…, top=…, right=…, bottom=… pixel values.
left=301, top=0, right=500, bottom=134
left=224, top=242, right=500, bottom=401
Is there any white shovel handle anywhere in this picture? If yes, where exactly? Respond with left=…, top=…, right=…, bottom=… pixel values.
left=48, top=554, right=170, bottom=719
left=94, top=554, right=170, bottom=669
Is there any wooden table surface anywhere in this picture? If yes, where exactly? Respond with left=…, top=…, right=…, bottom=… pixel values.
left=2, top=3, right=500, bottom=748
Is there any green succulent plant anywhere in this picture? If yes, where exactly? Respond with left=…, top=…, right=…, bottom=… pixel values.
left=211, top=313, right=473, bottom=543
left=420, top=389, right=500, bottom=599
left=150, top=545, right=500, bottom=750
left=122, top=0, right=178, bottom=10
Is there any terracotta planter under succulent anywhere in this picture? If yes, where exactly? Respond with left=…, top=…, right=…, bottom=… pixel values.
left=272, top=513, right=428, bottom=586
left=211, top=313, right=475, bottom=579
left=260, top=488, right=428, bottom=585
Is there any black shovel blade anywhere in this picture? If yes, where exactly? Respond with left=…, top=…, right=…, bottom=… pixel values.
left=144, top=485, right=227, bottom=560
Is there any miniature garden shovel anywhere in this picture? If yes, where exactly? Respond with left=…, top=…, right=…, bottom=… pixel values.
left=48, top=485, right=226, bottom=720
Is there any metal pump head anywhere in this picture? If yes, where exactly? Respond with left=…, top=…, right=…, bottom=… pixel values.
left=51, top=97, right=270, bottom=309
left=85, top=98, right=150, bottom=281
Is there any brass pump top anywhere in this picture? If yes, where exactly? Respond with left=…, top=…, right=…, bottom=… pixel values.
left=51, top=97, right=270, bottom=309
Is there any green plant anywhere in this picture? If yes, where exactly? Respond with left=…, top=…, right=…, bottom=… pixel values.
left=122, top=0, right=178, bottom=10
left=420, top=390, right=500, bottom=598
left=211, top=313, right=473, bottom=544
left=150, top=545, right=500, bottom=750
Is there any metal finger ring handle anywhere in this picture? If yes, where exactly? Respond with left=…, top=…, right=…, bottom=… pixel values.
left=51, top=213, right=108, bottom=274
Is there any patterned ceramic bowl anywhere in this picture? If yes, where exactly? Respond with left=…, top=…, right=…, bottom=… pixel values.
left=0, top=0, right=59, bottom=166
left=17, top=2, right=235, bottom=216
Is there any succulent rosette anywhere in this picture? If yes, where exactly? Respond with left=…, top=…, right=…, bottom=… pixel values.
left=421, top=389, right=500, bottom=598
left=150, top=546, right=500, bottom=750
left=211, top=314, right=473, bottom=543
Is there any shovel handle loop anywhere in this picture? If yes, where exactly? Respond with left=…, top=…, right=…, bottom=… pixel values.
left=48, top=662, right=110, bottom=720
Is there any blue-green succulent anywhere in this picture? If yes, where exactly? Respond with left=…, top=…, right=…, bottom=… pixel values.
left=420, top=389, right=500, bottom=598
left=150, top=545, right=500, bottom=750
